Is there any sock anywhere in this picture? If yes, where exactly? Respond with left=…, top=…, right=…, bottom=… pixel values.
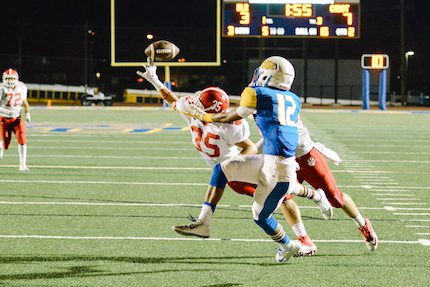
left=270, top=224, right=290, bottom=249
left=291, top=222, right=308, bottom=238
left=18, top=144, right=27, bottom=167
left=352, top=214, right=366, bottom=227
left=302, top=186, right=321, bottom=203
left=197, top=202, right=216, bottom=225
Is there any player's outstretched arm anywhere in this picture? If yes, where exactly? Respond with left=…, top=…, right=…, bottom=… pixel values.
left=235, top=138, right=257, bottom=155
left=136, top=65, right=178, bottom=108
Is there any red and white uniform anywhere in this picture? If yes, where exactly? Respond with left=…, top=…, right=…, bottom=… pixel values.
left=0, top=81, right=28, bottom=149
left=295, top=121, right=344, bottom=208
left=176, top=96, right=250, bottom=168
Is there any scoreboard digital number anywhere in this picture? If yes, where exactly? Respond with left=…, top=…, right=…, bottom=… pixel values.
left=223, top=0, right=360, bottom=38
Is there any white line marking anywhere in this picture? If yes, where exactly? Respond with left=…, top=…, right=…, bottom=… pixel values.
left=29, top=139, right=191, bottom=144
left=0, top=179, right=207, bottom=186
left=393, top=213, right=430, bottom=216
left=0, top=165, right=210, bottom=171
left=0, top=201, right=386, bottom=210
left=406, top=226, right=430, bottom=228
left=377, top=198, right=420, bottom=201
left=348, top=160, right=430, bottom=164
left=350, top=151, right=430, bottom=155
left=372, top=193, right=415, bottom=196
left=364, top=183, right=399, bottom=186
left=370, top=189, right=409, bottom=192
left=359, top=179, right=397, bottom=182
left=385, top=203, right=428, bottom=206
left=342, top=170, right=430, bottom=175
left=401, top=219, right=430, bottom=222
left=385, top=207, right=430, bottom=211
left=415, top=233, right=430, bottom=236
left=30, top=146, right=196, bottom=151
left=7, top=154, right=202, bottom=160
left=0, top=234, right=424, bottom=245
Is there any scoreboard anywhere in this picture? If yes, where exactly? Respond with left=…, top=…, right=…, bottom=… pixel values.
left=223, top=0, right=360, bottom=38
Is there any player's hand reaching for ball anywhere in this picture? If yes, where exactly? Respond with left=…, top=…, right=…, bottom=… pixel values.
left=136, top=64, right=159, bottom=83
left=136, top=64, right=165, bottom=92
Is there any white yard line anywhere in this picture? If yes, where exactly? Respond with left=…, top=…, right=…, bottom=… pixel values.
left=5, top=154, right=202, bottom=160
left=406, top=226, right=430, bottom=228
left=384, top=203, right=428, bottom=206
left=392, top=213, right=430, bottom=216
left=28, top=139, right=191, bottom=144
left=29, top=146, right=196, bottom=151
left=0, top=234, right=426, bottom=246
left=0, top=165, right=210, bottom=171
left=0, top=201, right=386, bottom=210
left=377, top=198, right=420, bottom=201
left=372, top=193, right=415, bottom=196
left=385, top=207, right=430, bottom=211
left=0, top=179, right=207, bottom=186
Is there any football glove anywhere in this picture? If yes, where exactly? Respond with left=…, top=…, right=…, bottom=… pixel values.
left=26, top=112, right=31, bottom=124
left=180, top=102, right=213, bottom=122
left=136, top=64, right=165, bottom=91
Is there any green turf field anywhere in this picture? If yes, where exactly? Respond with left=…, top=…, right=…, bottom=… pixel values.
left=0, top=107, right=429, bottom=286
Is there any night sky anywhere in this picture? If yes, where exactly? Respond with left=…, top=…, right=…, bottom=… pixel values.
left=1, top=0, right=429, bottom=97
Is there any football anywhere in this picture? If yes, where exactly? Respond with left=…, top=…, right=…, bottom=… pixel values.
left=144, top=40, right=180, bottom=62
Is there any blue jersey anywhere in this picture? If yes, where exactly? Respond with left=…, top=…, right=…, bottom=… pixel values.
left=240, top=87, right=301, bottom=157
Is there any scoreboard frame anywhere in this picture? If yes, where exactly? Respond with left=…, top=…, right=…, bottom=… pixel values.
left=222, top=0, right=361, bottom=39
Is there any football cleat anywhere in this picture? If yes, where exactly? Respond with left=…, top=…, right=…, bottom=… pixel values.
left=296, top=235, right=317, bottom=256
left=317, top=188, right=333, bottom=220
left=275, top=240, right=302, bottom=263
left=172, top=220, right=210, bottom=238
left=359, top=217, right=378, bottom=251
left=19, top=165, right=30, bottom=172
left=0, top=148, right=3, bottom=160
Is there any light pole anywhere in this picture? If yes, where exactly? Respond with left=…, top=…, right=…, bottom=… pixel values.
left=405, top=51, right=414, bottom=99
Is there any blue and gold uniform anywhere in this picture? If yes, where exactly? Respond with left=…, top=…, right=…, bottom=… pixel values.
left=240, top=86, right=301, bottom=157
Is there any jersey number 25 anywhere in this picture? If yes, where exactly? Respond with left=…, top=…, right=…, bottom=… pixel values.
left=191, top=126, right=220, bottom=158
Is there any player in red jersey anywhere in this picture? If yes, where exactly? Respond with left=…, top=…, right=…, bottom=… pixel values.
left=0, top=69, right=31, bottom=171
left=293, top=117, right=378, bottom=251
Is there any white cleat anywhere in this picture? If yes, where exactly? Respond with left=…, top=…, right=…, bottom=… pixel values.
left=317, top=188, right=333, bottom=220
left=19, top=165, right=30, bottom=172
left=359, top=217, right=379, bottom=251
left=0, top=148, right=3, bottom=160
left=172, top=220, right=210, bottom=238
left=275, top=240, right=302, bottom=263
left=296, top=235, right=317, bottom=256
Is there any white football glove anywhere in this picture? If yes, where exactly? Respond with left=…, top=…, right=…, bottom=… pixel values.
left=136, top=64, right=165, bottom=91
left=180, top=102, right=208, bottom=121
left=26, top=112, right=31, bottom=124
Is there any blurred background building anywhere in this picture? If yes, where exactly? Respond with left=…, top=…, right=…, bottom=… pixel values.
left=0, top=0, right=428, bottom=106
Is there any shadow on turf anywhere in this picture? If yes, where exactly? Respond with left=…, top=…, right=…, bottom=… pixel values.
left=0, top=254, right=286, bottom=281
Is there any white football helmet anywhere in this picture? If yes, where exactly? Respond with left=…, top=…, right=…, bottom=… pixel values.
left=249, top=56, right=295, bottom=90
left=2, top=68, right=19, bottom=88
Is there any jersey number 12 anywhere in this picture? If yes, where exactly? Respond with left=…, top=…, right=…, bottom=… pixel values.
left=276, top=94, right=298, bottom=127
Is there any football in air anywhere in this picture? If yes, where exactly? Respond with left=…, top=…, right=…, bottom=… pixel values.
left=144, top=40, right=180, bottom=62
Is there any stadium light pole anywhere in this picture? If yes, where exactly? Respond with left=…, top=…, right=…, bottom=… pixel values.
left=84, top=22, right=88, bottom=87
left=400, top=0, right=406, bottom=105
left=405, top=51, right=414, bottom=97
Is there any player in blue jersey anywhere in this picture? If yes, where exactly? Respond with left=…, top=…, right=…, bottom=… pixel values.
left=183, top=56, right=319, bottom=263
